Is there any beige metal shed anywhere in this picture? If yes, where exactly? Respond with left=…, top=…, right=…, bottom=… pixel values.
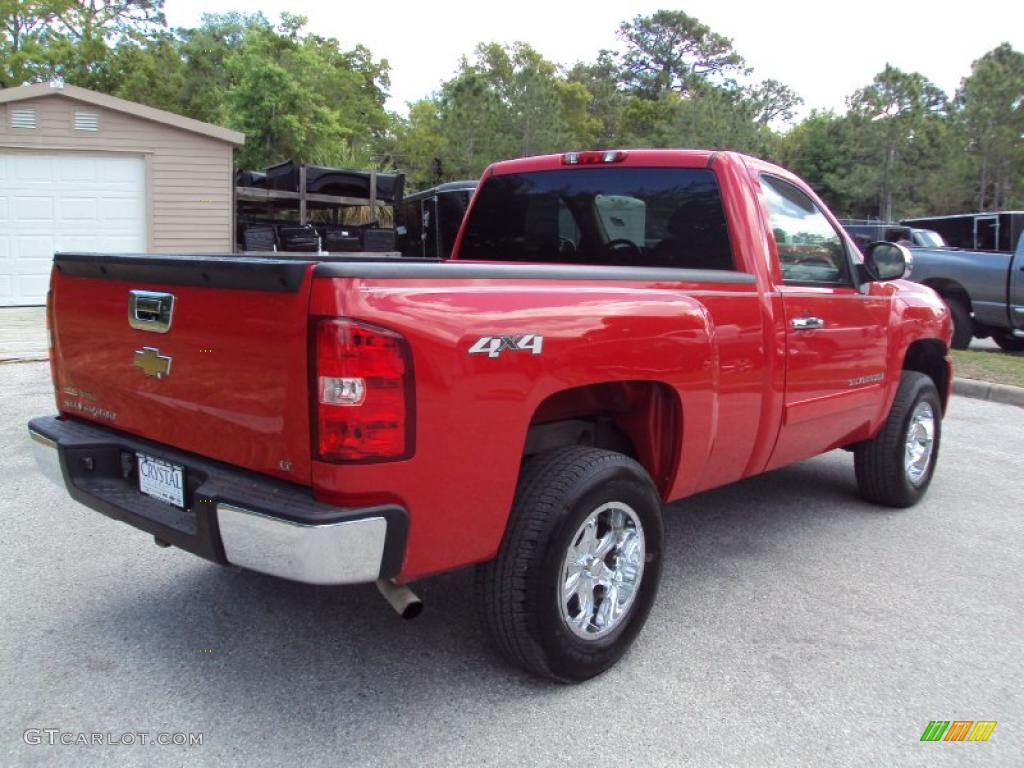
left=0, top=82, right=244, bottom=306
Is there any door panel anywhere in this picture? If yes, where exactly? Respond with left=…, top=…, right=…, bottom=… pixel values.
left=767, top=286, right=890, bottom=469
left=755, top=173, right=892, bottom=470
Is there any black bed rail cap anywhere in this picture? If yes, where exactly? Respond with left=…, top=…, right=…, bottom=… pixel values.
left=53, top=252, right=314, bottom=292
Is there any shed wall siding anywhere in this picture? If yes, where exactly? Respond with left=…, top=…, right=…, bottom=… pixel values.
left=0, top=94, right=234, bottom=252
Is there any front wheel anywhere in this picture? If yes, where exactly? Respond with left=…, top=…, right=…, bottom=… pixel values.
left=476, top=446, right=664, bottom=682
left=854, top=371, right=942, bottom=508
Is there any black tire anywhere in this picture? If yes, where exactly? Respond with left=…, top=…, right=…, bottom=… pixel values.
left=855, top=371, right=942, bottom=508
left=476, top=446, right=663, bottom=682
left=945, top=297, right=973, bottom=350
left=992, top=330, right=1024, bottom=353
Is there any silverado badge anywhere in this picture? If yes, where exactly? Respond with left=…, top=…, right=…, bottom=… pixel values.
left=133, top=347, right=172, bottom=379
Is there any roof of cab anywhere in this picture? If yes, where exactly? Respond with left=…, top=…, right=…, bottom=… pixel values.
left=486, top=149, right=723, bottom=176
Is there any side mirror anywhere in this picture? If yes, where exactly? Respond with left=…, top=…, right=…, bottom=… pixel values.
left=862, top=241, right=911, bottom=281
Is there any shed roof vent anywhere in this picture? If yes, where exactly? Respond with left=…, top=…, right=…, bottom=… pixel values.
left=10, top=107, right=37, bottom=129
left=74, top=111, right=99, bottom=131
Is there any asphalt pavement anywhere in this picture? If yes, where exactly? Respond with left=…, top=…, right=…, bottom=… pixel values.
left=0, top=307, right=47, bottom=362
left=1, top=360, right=1021, bottom=767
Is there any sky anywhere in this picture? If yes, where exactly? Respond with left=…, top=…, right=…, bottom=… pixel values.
left=164, top=0, right=1024, bottom=118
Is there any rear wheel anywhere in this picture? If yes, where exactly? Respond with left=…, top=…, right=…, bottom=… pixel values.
left=855, top=371, right=942, bottom=508
left=992, top=330, right=1024, bottom=352
left=944, top=297, right=973, bottom=350
left=476, top=446, right=663, bottom=682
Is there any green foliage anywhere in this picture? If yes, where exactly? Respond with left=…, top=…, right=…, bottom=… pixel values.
left=392, top=42, right=599, bottom=188
left=620, top=85, right=782, bottom=157
left=565, top=51, right=627, bottom=147
left=390, top=101, right=447, bottom=186
left=0, top=0, right=65, bottom=86
left=745, top=79, right=802, bottom=125
left=619, top=94, right=678, bottom=146
left=1, top=2, right=1021, bottom=221
left=777, top=111, right=855, bottom=209
left=0, top=6, right=391, bottom=171
left=616, top=10, right=746, bottom=97
left=777, top=52, right=1023, bottom=219
left=224, top=14, right=390, bottom=169
left=104, top=32, right=185, bottom=112
left=957, top=43, right=1024, bottom=209
left=40, top=1, right=167, bottom=91
left=52, top=0, right=165, bottom=40
left=174, top=13, right=264, bottom=126
left=834, top=65, right=949, bottom=220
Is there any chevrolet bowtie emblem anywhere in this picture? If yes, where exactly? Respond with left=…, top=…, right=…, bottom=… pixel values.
left=133, top=347, right=172, bottom=379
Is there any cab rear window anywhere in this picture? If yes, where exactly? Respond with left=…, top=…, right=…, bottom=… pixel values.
left=459, top=168, right=735, bottom=271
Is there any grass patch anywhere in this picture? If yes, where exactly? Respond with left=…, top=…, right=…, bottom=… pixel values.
left=951, top=348, right=1024, bottom=388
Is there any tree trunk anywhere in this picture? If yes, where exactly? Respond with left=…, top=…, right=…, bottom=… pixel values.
left=978, top=151, right=988, bottom=211
left=879, top=142, right=895, bottom=222
left=996, top=157, right=1010, bottom=209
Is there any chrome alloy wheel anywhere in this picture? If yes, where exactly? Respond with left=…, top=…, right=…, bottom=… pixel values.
left=904, top=400, right=936, bottom=486
left=560, top=502, right=645, bottom=639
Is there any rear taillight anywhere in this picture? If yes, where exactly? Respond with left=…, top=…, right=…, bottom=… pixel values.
left=313, top=318, right=414, bottom=462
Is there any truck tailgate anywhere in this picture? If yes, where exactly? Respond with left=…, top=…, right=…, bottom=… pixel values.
left=50, top=253, right=316, bottom=484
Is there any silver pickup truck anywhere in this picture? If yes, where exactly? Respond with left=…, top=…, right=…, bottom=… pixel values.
left=909, top=234, right=1024, bottom=350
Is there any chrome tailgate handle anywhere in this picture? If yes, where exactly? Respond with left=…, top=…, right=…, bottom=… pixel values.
left=791, top=316, right=824, bottom=331
left=129, top=290, right=175, bottom=333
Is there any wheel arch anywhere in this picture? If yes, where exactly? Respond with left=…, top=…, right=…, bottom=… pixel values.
left=901, top=338, right=951, bottom=413
left=524, top=380, right=681, bottom=498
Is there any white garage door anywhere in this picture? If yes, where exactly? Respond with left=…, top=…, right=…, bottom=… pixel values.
left=0, top=152, right=146, bottom=306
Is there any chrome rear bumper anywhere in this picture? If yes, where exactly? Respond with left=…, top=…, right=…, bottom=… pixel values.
left=217, top=504, right=388, bottom=585
left=27, top=417, right=406, bottom=586
left=30, top=429, right=64, bottom=487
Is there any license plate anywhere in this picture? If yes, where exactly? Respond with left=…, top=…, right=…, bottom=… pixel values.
left=137, top=453, right=185, bottom=509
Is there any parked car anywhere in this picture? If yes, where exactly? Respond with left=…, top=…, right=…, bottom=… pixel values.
left=910, top=228, right=947, bottom=248
left=906, top=233, right=1024, bottom=350
left=839, top=219, right=946, bottom=250
left=29, top=149, right=951, bottom=682
left=840, top=219, right=913, bottom=249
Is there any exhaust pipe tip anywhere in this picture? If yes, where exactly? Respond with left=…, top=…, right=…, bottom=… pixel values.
left=153, top=536, right=171, bottom=549
left=376, top=579, right=423, bottom=620
left=399, top=600, right=423, bottom=621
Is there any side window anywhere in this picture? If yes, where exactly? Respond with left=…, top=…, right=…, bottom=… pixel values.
left=759, top=175, right=851, bottom=285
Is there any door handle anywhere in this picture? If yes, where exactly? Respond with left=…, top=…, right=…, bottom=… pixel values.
left=791, top=316, right=824, bottom=330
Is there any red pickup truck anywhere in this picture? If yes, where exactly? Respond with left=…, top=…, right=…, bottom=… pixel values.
left=29, top=149, right=952, bottom=682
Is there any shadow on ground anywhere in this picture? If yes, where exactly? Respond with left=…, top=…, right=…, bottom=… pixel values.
left=68, top=452, right=877, bottom=709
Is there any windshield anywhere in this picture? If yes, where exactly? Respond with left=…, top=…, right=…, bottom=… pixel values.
left=913, top=229, right=946, bottom=248
left=458, top=167, right=735, bottom=270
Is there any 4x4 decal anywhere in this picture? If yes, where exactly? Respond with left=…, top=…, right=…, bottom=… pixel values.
left=468, top=334, right=544, bottom=358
